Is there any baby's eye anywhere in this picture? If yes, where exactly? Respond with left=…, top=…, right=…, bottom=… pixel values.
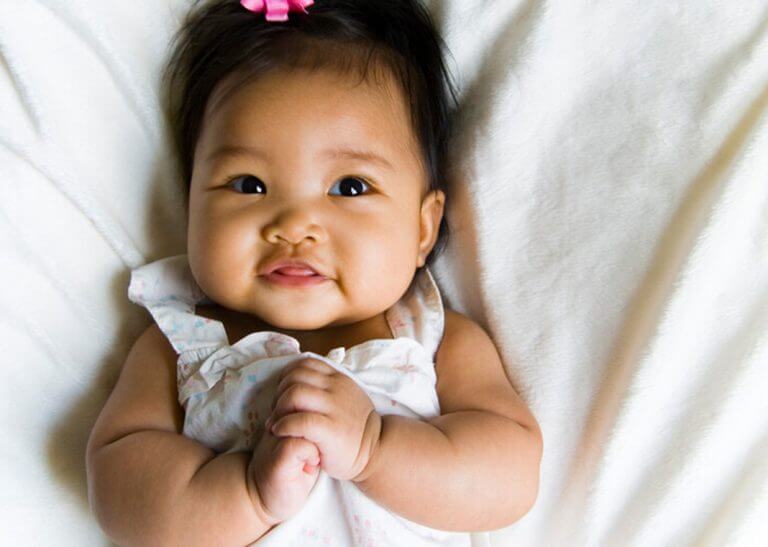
left=329, top=177, right=371, bottom=197
left=229, top=175, right=266, bottom=194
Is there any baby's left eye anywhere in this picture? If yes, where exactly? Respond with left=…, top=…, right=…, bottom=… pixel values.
left=329, top=177, right=371, bottom=197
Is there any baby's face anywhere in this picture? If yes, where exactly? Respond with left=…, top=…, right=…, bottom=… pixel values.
left=187, top=68, right=444, bottom=331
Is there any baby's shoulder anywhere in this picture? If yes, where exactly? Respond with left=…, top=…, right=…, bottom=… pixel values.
left=123, top=323, right=180, bottom=402
left=88, top=323, right=183, bottom=452
left=434, top=309, right=541, bottom=437
left=137, top=322, right=180, bottom=364
left=435, top=308, right=496, bottom=372
left=439, top=308, right=488, bottom=344
left=433, top=309, right=503, bottom=404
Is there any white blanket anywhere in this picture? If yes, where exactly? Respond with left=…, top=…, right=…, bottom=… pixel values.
left=1, top=0, right=766, bottom=545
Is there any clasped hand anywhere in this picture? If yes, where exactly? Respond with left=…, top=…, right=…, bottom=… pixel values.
left=264, top=358, right=381, bottom=482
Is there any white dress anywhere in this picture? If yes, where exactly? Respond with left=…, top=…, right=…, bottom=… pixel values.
left=128, top=254, right=480, bottom=547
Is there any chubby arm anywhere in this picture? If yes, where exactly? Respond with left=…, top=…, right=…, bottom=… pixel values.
left=353, top=310, right=543, bottom=532
left=85, top=324, right=274, bottom=546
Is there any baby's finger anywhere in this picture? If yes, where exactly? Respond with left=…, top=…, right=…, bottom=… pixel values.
left=276, top=358, right=335, bottom=384
left=273, top=437, right=320, bottom=479
left=274, top=369, right=331, bottom=404
left=284, top=438, right=321, bottom=476
left=271, top=411, right=333, bottom=448
left=270, top=383, right=332, bottom=421
left=302, top=441, right=321, bottom=474
left=297, top=357, right=336, bottom=372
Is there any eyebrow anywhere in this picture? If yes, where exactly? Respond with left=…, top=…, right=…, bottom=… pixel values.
left=206, top=145, right=395, bottom=171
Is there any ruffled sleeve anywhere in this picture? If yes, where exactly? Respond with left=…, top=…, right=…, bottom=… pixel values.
left=385, top=266, right=445, bottom=360
left=127, top=254, right=229, bottom=357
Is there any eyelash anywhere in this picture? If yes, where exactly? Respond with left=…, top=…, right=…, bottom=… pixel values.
left=226, top=175, right=373, bottom=197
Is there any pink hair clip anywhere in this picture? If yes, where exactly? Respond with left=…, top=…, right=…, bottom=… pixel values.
left=241, top=0, right=314, bottom=22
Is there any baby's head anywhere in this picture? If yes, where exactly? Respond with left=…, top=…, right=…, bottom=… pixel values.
left=162, top=0, right=457, bottom=331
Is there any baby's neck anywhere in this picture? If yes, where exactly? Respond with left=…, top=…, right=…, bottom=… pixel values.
left=280, top=314, right=393, bottom=353
left=196, top=305, right=393, bottom=354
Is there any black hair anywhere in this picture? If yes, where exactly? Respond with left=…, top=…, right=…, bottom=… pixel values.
left=162, top=0, right=458, bottom=268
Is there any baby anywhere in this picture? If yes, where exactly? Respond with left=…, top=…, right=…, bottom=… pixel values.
left=86, top=1, right=543, bottom=545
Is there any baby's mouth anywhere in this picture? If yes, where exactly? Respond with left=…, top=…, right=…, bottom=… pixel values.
left=261, top=266, right=329, bottom=288
left=272, top=266, right=319, bottom=277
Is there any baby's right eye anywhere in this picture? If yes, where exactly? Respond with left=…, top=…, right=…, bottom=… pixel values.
left=228, top=175, right=266, bottom=194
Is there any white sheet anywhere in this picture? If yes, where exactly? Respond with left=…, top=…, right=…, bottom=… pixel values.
left=1, top=0, right=766, bottom=545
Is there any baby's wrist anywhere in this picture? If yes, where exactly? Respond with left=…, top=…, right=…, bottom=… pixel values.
left=246, top=458, right=282, bottom=528
left=352, top=411, right=383, bottom=484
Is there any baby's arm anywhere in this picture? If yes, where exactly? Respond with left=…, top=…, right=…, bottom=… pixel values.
left=353, top=310, right=543, bottom=532
left=86, top=324, right=274, bottom=546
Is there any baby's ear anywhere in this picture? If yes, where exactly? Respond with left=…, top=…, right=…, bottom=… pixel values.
left=417, top=189, right=446, bottom=268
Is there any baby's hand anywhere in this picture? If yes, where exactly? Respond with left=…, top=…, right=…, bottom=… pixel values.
left=247, top=426, right=321, bottom=525
left=266, top=358, right=382, bottom=482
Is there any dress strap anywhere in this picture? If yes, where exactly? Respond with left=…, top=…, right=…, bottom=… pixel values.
left=127, top=255, right=228, bottom=356
left=385, top=267, right=445, bottom=359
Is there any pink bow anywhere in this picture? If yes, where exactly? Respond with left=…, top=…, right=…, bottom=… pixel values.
left=241, top=0, right=314, bottom=22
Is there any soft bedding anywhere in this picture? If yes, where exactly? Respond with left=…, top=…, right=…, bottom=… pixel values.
left=1, top=1, right=766, bottom=545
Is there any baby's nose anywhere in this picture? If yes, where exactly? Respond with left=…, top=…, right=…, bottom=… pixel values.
left=261, top=208, right=327, bottom=245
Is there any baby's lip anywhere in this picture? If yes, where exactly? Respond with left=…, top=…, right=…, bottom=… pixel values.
left=272, top=266, right=317, bottom=277
left=260, top=258, right=326, bottom=277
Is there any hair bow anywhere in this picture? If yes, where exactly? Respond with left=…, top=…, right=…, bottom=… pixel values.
left=241, top=0, right=314, bottom=22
